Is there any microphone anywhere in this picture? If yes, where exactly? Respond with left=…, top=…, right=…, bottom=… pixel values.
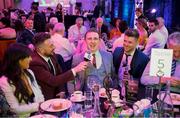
left=84, top=51, right=92, bottom=61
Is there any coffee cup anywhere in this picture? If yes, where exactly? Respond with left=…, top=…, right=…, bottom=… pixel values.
left=71, top=91, right=83, bottom=100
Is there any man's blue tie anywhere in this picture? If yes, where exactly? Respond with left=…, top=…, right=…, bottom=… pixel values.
left=171, top=60, right=176, bottom=76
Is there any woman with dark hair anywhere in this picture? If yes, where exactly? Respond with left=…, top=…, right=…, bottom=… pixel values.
left=55, top=3, right=64, bottom=22
left=0, top=43, right=44, bottom=117
left=109, top=18, right=121, bottom=40
left=135, top=19, right=148, bottom=50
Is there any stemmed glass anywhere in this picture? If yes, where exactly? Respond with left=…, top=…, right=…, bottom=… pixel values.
left=145, top=86, right=154, bottom=102
left=87, top=75, right=101, bottom=93
left=103, top=75, right=114, bottom=102
left=86, top=75, right=102, bottom=117
left=69, top=103, right=83, bottom=118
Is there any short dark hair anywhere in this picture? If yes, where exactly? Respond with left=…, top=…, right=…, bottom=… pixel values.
left=45, top=23, right=54, bottom=32
left=148, top=19, right=159, bottom=26
left=124, top=28, right=139, bottom=40
left=84, top=28, right=100, bottom=39
left=0, top=17, right=11, bottom=27
left=33, top=32, right=51, bottom=47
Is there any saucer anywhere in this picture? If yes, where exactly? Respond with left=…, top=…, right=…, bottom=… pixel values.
left=70, top=96, right=86, bottom=102
left=114, top=99, right=123, bottom=107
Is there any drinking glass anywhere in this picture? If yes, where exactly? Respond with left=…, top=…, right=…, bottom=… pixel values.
left=145, top=86, right=154, bottom=102
left=84, top=91, right=93, bottom=110
left=87, top=75, right=100, bottom=91
left=69, top=103, right=83, bottom=118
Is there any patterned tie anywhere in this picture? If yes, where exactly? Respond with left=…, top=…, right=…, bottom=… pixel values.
left=92, top=53, right=96, bottom=68
left=48, top=59, right=55, bottom=75
left=123, top=53, right=130, bottom=67
left=171, top=60, right=176, bottom=76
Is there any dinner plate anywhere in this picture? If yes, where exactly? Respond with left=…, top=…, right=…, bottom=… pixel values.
left=40, top=99, right=72, bottom=112
left=29, top=114, right=57, bottom=118
left=70, top=96, right=86, bottom=102
left=157, top=92, right=180, bottom=105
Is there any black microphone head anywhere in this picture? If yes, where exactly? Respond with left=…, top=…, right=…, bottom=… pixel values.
left=84, top=51, right=92, bottom=61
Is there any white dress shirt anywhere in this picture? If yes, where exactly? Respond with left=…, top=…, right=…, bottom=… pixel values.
left=68, top=24, right=87, bottom=46
left=51, top=33, right=75, bottom=62
left=159, top=25, right=168, bottom=43
left=91, top=50, right=102, bottom=69
left=143, top=29, right=165, bottom=57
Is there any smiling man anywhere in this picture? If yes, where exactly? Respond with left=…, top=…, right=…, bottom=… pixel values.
left=72, top=28, right=116, bottom=91
left=113, top=28, right=149, bottom=102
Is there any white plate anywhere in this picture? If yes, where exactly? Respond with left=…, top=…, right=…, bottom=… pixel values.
left=40, top=99, right=72, bottom=112
left=70, top=96, right=86, bottom=102
left=157, top=93, right=180, bottom=105
left=29, top=114, right=57, bottom=118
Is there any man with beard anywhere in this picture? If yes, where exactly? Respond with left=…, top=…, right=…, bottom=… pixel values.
left=30, top=32, right=88, bottom=100
left=143, top=19, right=165, bottom=57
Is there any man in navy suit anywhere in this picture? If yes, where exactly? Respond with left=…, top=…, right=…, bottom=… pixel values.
left=113, top=29, right=149, bottom=102
left=17, top=19, right=35, bottom=48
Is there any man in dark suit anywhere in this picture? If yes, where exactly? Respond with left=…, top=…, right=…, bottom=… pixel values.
left=113, top=29, right=149, bottom=102
left=29, top=32, right=88, bottom=100
left=17, top=19, right=35, bottom=48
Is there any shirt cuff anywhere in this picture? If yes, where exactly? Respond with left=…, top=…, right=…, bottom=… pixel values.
left=71, top=69, right=76, bottom=76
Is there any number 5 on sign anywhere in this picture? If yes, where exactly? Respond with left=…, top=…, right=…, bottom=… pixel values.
left=150, top=49, right=173, bottom=77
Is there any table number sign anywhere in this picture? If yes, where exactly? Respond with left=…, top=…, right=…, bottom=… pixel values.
left=150, top=49, right=173, bottom=77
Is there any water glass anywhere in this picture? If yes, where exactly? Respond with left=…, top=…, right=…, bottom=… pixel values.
left=145, top=86, right=154, bottom=102
left=69, top=104, right=83, bottom=118
left=84, top=91, right=93, bottom=110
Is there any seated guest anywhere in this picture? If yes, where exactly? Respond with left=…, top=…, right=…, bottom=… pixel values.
left=156, top=17, right=169, bottom=44
left=45, top=23, right=54, bottom=35
left=94, top=17, right=109, bottom=38
left=141, top=32, right=180, bottom=95
left=30, top=32, right=88, bottom=100
left=135, top=19, right=148, bottom=50
left=17, top=19, right=35, bottom=49
left=73, top=28, right=116, bottom=90
left=51, top=23, right=75, bottom=69
left=113, top=29, right=149, bottom=102
left=143, top=19, right=165, bottom=57
left=0, top=43, right=44, bottom=117
left=0, top=87, right=15, bottom=117
left=75, top=35, right=106, bottom=54
left=112, top=20, right=128, bottom=51
left=49, top=17, right=58, bottom=25
left=109, top=18, right=121, bottom=40
left=68, top=17, right=87, bottom=48
left=0, top=17, right=16, bottom=39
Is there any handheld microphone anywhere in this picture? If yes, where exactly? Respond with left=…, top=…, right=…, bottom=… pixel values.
left=84, top=51, right=92, bottom=61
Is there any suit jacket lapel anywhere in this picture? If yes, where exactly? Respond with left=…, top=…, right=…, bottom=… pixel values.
left=130, top=49, right=138, bottom=76
left=100, top=50, right=108, bottom=75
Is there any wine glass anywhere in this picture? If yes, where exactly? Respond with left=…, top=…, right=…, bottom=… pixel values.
left=87, top=75, right=100, bottom=92
left=69, top=103, right=83, bottom=118
left=103, top=75, right=113, bottom=102
left=145, top=86, right=154, bottom=102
